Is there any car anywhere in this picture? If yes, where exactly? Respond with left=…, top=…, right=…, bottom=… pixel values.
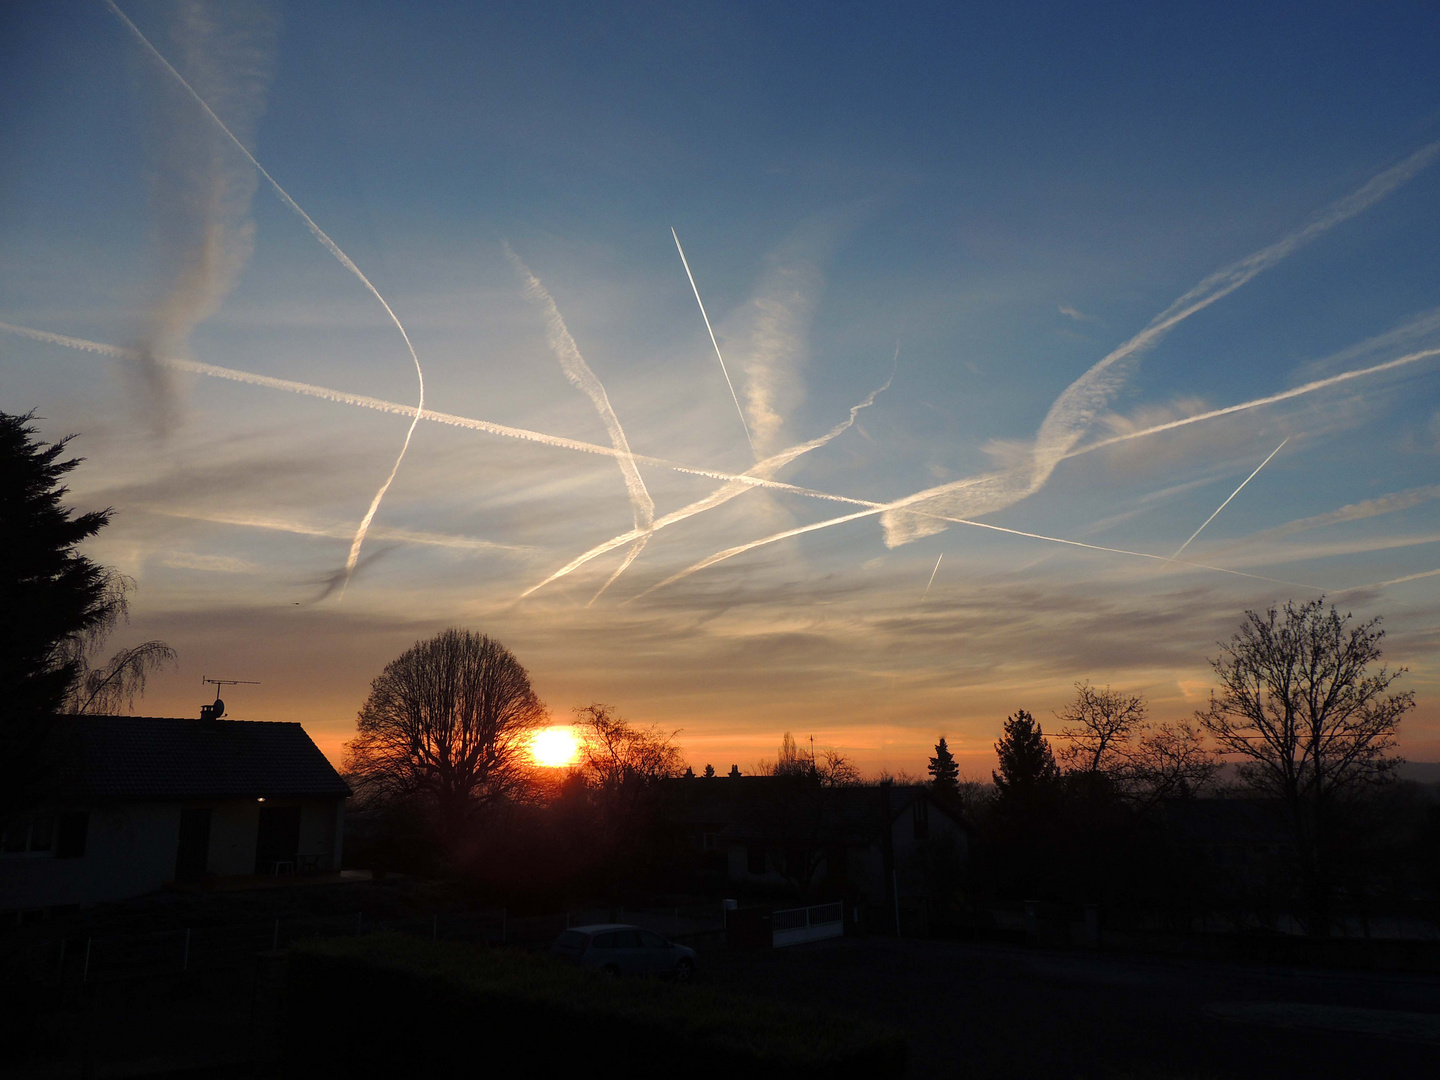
left=550, top=923, right=697, bottom=981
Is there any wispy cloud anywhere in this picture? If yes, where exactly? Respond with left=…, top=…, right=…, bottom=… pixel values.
left=105, top=0, right=427, bottom=597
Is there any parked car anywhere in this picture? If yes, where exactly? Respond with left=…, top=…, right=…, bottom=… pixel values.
left=550, top=923, right=697, bottom=981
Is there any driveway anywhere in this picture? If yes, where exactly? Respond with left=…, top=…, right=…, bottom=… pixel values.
left=703, top=936, right=1440, bottom=1078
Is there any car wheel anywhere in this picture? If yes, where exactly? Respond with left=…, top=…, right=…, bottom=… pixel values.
left=602, top=964, right=621, bottom=978
left=674, top=959, right=694, bottom=983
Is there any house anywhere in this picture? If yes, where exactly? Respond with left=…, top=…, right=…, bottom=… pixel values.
left=662, top=776, right=969, bottom=931
left=0, top=713, right=350, bottom=916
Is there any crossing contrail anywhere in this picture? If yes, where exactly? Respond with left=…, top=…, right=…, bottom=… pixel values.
left=0, top=319, right=870, bottom=503
left=922, top=553, right=944, bottom=600
left=1070, top=348, right=1440, bottom=457
left=880, top=139, right=1440, bottom=549
left=1171, top=438, right=1289, bottom=560
left=633, top=498, right=1324, bottom=601
left=520, top=367, right=894, bottom=599
left=11, top=316, right=1438, bottom=573
left=507, top=245, right=655, bottom=603
left=673, top=227, right=755, bottom=456
left=103, top=0, right=424, bottom=596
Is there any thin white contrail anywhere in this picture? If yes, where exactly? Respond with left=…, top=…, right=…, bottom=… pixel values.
left=520, top=367, right=894, bottom=599
left=673, top=227, right=755, bottom=456
left=1171, top=438, right=1289, bottom=560
left=103, top=0, right=424, bottom=596
left=881, top=140, right=1440, bottom=548
left=633, top=500, right=1323, bottom=601
left=922, top=553, right=944, bottom=600
left=1071, top=348, right=1440, bottom=457
left=10, top=317, right=1438, bottom=540
left=0, top=319, right=870, bottom=503
left=506, top=245, right=655, bottom=603
left=142, top=507, right=532, bottom=554
left=1377, top=567, right=1440, bottom=587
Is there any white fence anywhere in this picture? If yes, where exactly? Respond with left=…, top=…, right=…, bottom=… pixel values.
left=772, top=901, right=844, bottom=947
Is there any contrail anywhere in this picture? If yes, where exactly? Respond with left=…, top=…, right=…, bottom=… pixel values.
left=1377, top=567, right=1440, bottom=587
left=881, top=140, right=1440, bottom=549
left=922, top=553, right=944, bottom=600
left=673, top=227, right=755, bottom=456
left=141, top=507, right=533, bottom=554
left=1171, top=438, right=1289, bottom=560
left=10, top=317, right=1439, bottom=540
left=1072, top=348, right=1440, bottom=457
left=520, top=367, right=894, bottom=599
left=0, top=319, right=873, bottom=504
left=633, top=499, right=1324, bottom=601
left=506, top=245, right=655, bottom=603
left=103, top=0, right=424, bottom=596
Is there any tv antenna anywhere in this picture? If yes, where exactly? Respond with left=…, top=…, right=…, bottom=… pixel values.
left=201, top=676, right=259, bottom=720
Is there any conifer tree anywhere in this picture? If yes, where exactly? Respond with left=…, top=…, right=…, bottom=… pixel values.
left=928, top=736, right=960, bottom=795
left=992, top=709, right=1059, bottom=798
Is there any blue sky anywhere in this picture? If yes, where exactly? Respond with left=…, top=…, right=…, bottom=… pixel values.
left=4, top=0, right=1439, bottom=772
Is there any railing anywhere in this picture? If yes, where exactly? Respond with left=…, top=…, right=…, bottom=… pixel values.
left=772, top=901, right=844, bottom=947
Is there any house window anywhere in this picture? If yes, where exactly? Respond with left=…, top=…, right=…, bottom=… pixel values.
left=1, top=814, right=57, bottom=857
left=913, top=797, right=930, bottom=840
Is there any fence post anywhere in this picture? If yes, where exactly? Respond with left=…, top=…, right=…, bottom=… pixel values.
left=83, top=937, right=91, bottom=984
left=184, top=928, right=191, bottom=972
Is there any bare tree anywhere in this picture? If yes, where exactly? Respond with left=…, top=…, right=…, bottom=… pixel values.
left=575, top=703, right=685, bottom=794
left=59, top=573, right=177, bottom=715
left=1056, top=682, right=1147, bottom=775
left=758, top=732, right=860, bottom=786
left=345, top=629, right=546, bottom=851
left=1198, top=599, right=1413, bottom=933
left=1056, top=683, right=1216, bottom=806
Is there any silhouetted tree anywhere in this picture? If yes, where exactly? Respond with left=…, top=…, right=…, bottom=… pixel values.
left=1056, top=683, right=1215, bottom=807
left=728, top=764, right=742, bottom=778
left=1198, top=599, right=1413, bottom=934
left=572, top=703, right=686, bottom=888
left=345, top=629, right=546, bottom=856
left=993, top=710, right=1058, bottom=798
left=0, top=411, right=174, bottom=815
left=759, top=732, right=859, bottom=786
left=702, top=764, right=716, bottom=778
left=1056, top=682, right=1147, bottom=775
left=928, top=736, right=960, bottom=796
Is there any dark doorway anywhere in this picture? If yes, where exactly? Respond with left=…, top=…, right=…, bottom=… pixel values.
left=175, top=807, right=211, bottom=880
left=255, top=805, right=301, bottom=875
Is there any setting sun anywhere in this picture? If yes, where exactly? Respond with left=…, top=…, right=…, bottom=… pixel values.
left=530, top=725, right=581, bottom=768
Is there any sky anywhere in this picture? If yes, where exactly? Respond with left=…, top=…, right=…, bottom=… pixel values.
left=4, top=0, right=1440, bottom=777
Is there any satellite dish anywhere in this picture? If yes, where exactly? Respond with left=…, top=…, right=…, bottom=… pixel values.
left=212, top=698, right=225, bottom=717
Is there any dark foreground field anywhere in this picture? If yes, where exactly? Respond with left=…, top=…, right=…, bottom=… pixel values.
left=7, top=934, right=1439, bottom=1078
left=704, top=936, right=1440, bottom=1079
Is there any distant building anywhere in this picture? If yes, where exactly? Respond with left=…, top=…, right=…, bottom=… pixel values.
left=0, top=714, right=349, bottom=916
left=663, top=776, right=969, bottom=932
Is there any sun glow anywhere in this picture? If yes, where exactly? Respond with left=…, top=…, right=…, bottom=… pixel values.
left=530, top=725, right=580, bottom=768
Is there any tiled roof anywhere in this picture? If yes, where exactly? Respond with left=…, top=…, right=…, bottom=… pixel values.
left=48, top=715, right=350, bottom=801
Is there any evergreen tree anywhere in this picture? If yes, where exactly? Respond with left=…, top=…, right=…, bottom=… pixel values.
left=928, top=736, right=960, bottom=795
left=702, top=764, right=716, bottom=778
left=992, top=709, right=1059, bottom=798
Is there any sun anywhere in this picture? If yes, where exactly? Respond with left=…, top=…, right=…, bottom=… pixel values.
left=529, top=725, right=580, bottom=768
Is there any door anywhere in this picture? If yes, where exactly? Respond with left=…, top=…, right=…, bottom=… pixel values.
left=254, top=805, right=301, bottom=875
left=175, top=807, right=211, bottom=880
